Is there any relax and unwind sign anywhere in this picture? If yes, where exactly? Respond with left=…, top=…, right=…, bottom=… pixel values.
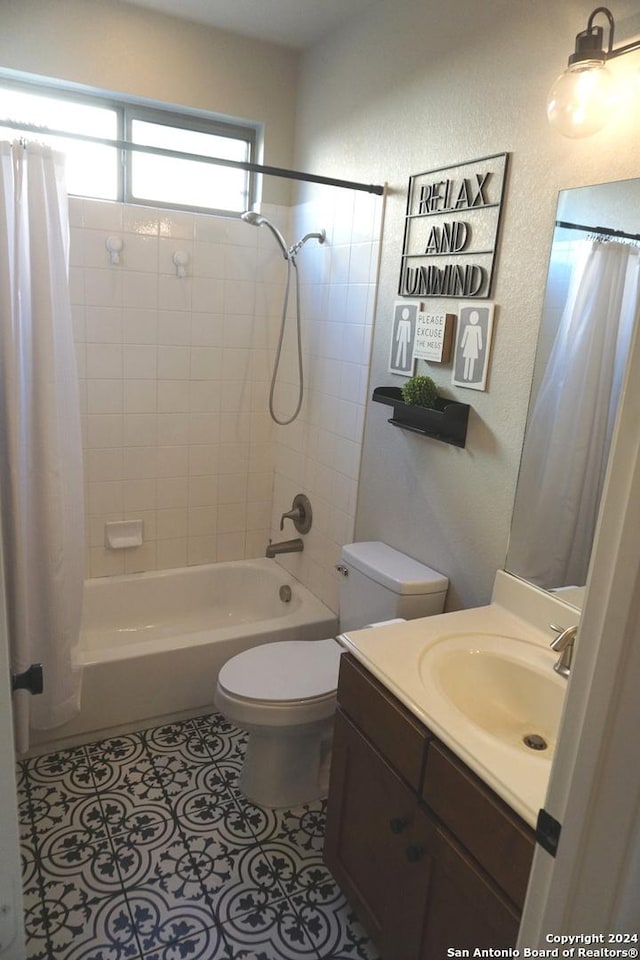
left=398, top=153, right=509, bottom=299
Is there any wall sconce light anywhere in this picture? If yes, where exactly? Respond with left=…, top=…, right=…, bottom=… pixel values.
left=547, top=6, right=640, bottom=138
left=105, top=235, right=123, bottom=265
left=172, top=250, right=189, bottom=279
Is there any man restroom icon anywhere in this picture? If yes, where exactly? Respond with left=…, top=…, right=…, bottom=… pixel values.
left=395, top=307, right=413, bottom=369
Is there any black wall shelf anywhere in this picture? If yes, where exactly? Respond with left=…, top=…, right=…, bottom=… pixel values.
left=372, top=386, right=469, bottom=448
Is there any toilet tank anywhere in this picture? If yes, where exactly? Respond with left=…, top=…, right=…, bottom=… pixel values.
left=338, top=541, right=448, bottom=632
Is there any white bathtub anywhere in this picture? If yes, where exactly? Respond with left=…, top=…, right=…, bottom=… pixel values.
left=30, top=559, right=337, bottom=751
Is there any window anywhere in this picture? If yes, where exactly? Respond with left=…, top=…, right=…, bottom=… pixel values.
left=0, top=84, right=120, bottom=200
left=128, top=112, right=253, bottom=212
left=0, top=77, right=258, bottom=214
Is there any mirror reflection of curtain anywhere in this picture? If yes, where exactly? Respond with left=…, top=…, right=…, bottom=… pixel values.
left=509, top=240, right=640, bottom=590
left=0, top=141, right=85, bottom=754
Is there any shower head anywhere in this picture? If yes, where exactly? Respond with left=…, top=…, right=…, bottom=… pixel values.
left=241, top=211, right=262, bottom=226
left=241, top=210, right=289, bottom=260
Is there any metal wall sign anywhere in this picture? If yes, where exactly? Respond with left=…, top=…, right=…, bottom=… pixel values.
left=398, top=153, right=509, bottom=299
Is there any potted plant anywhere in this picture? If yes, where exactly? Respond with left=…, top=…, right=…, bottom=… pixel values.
left=401, top=375, right=438, bottom=409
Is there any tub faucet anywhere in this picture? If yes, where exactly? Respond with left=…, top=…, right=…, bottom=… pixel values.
left=549, top=623, right=578, bottom=678
left=265, top=538, right=304, bottom=558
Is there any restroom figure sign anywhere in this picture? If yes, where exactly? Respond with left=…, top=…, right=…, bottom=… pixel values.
left=461, top=310, right=482, bottom=380
left=389, top=301, right=418, bottom=375
left=452, top=301, right=495, bottom=391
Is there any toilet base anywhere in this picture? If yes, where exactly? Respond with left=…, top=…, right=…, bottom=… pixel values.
left=239, top=717, right=334, bottom=808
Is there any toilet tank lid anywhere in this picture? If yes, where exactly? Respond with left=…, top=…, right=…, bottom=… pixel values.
left=341, top=542, right=448, bottom=596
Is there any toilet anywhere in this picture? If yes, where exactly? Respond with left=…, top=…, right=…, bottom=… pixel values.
left=214, top=542, right=448, bottom=808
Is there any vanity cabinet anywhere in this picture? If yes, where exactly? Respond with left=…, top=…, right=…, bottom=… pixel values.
left=324, top=654, right=535, bottom=958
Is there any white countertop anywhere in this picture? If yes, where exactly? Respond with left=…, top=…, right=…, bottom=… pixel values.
left=339, top=575, right=578, bottom=828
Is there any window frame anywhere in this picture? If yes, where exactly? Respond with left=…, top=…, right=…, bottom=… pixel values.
left=123, top=103, right=257, bottom=216
left=0, top=74, right=259, bottom=216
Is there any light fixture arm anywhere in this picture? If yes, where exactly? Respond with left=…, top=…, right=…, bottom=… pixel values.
left=570, top=6, right=640, bottom=65
left=570, top=7, right=613, bottom=65
left=587, top=7, right=615, bottom=55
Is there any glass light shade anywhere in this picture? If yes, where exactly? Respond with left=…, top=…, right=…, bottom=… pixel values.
left=547, top=60, right=620, bottom=138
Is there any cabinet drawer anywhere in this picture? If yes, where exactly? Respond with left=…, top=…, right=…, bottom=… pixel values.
left=422, top=741, right=535, bottom=909
left=337, top=654, right=429, bottom=791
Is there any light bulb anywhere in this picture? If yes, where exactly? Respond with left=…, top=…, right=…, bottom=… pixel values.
left=547, top=60, right=620, bottom=138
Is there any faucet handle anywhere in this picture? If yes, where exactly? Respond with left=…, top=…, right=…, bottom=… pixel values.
left=280, top=507, right=302, bottom=531
left=278, top=494, right=312, bottom=534
left=549, top=623, right=578, bottom=651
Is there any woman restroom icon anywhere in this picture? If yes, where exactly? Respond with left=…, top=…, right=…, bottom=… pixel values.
left=460, top=309, right=483, bottom=381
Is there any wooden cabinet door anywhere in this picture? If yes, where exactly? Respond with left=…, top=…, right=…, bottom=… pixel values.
left=418, top=826, right=521, bottom=959
left=325, top=708, right=434, bottom=959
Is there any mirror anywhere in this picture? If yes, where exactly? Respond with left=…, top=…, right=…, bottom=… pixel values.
left=506, top=177, right=640, bottom=610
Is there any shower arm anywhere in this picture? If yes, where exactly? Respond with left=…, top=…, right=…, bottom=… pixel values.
left=241, top=211, right=326, bottom=261
left=288, top=230, right=327, bottom=259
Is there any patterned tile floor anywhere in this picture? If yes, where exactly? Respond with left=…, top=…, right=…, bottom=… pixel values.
left=16, top=713, right=380, bottom=960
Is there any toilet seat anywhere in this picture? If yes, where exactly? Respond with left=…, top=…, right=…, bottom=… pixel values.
left=215, top=638, right=343, bottom=727
left=218, top=638, right=342, bottom=701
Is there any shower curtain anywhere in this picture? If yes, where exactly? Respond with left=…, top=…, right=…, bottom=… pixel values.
left=509, top=240, right=640, bottom=590
left=0, top=141, right=85, bottom=753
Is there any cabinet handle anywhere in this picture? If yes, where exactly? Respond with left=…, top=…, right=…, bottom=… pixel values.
left=406, top=844, right=425, bottom=863
left=389, top=816, right=410, bottom=834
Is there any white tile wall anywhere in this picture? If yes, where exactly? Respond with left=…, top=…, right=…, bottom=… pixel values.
left=269, top=188, right=385, bottom=613
left=72, top=193, right=383, bottom=596
left=73, top=198, right=276, bottom=578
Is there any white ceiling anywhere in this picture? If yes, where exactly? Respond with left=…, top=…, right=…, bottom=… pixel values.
left=119, top=0, right=381, bottom=50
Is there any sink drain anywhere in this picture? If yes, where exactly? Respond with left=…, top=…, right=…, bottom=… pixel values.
left=523, top=733, right=548, bottom=751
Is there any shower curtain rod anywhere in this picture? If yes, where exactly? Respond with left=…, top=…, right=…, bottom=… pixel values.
left=2, top=119, right=385, bottom=196
left=556, top=219, right=640, bottom=242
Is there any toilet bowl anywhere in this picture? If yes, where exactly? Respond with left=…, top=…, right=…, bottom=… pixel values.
left=214, top=542, right=448, bottom=808
left=215, top=638, right=343, bottom=808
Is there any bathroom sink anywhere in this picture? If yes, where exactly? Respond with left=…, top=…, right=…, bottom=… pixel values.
left=419, top=633, right=565, bottom=755
left=339, top=576, right=578, bottom=825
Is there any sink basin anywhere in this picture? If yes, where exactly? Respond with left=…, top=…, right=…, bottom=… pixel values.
left=419, top=633, right=565, bottom=755
left=339, top=582, right=578, bottom=825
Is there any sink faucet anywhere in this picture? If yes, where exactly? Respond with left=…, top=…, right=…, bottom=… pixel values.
left=265, top=538, right=304, bottom=558
left=549, top=624, right=578, bottom=678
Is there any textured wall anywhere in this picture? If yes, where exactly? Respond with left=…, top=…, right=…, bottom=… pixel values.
left=294, top=0, right=640, bottom=608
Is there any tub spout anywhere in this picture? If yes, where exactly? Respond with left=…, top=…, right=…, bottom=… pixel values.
left=265, top=538, right=304, bottom=558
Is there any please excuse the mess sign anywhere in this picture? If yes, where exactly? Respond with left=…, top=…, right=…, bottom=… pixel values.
left=398, top=153, right=509, bottom=300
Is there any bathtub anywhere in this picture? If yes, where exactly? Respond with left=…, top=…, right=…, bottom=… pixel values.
left=30, top=559, right=337, bottom=751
